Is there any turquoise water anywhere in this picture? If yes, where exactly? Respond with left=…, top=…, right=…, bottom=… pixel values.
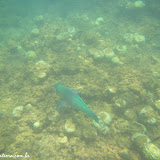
left=0, top=0, right=160, bottom=159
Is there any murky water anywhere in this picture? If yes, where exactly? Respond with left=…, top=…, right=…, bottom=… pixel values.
left=0, top=0, right=160, bottom=159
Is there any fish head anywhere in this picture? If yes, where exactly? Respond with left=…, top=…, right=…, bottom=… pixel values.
left=55, top=84, right=73, bottom=102
left=55, top=83, right=64, bottom=94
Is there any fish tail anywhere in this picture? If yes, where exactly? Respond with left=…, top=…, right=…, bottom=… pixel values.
left=92, top=114, right=100, bottom=123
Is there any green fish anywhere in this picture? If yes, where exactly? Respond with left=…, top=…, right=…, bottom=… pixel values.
left=55, top=83, right=100, bottom=123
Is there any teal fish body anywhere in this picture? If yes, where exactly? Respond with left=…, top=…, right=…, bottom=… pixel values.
left=55, top=83, right=100, bottom=123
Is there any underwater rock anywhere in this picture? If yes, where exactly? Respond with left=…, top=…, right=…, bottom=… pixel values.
left=32, top=121, right=43, bottom=132
left=128, top=121, right=147, bottom=135
left=31, top=60, right=50, bottom=82
left=93, top=120, right=103, bottom=129
left=17, top=45, right=25, bottom=54
left=118, top=149, right=135, bottom=160
left=103, top=48, right=115, bottom=59
left=64, top=119, right=76, bottom=134
left=133, top=33, right=145, bottom=43
left=115, top=45, right=127, bottom=53
left=143, top=143, right=160, bottom=160
left=99, top=125, right=110, bottom=136
left=12, top=106, right=23, bottom=119
left=125, top=0, right=145, bottom=9
left=139, top=108, right=147, bottom=115
left=36, top=60, right=48, bottom=68
left=139, top=106, right=157, bottom=126
left=147, top=118, right=157, bottom=125
left=113, top=119, right=129, bottom=134
left=56, top=33, right=68, bottom=41
left=123, top=33, right=145, bottom=44
left=38, top=72, right=46, bottom=79
left=132, top=133, right=160, bottom=160
left=111, top=56, right=122, bottom=65
left=125, top=2, right=135, bottom=10
left=95, top=17, right=104, bottom=25
left=67, top=26, right=76, bottom=34
left=90, top=50, right=103, bottom=59
left=115, top=98, right=127, bottom=109
left=33, top=121, right=41, bottom=129
left=107, top=86, right=117, bottom=95
left=106, top=86, right=117, bottom=100
left=17, top=45, right=22, bottom=51
left=132, top=133, right=151, bottom=149
left=134, top=1, right=145, bottom=8
left=93, top=111, right=112, bottom=128
left=31, top=28, right=39, bottom=36
left=93, top=112, right=111, bottom=135
left=25, top=103, right=33, bottom=111
left=124, top=109, right=137, bottom=121
left=25, top=50, right=36, bottom=60
left=98, top=112, right=112, bottom=125
left=89, top=48, right=115, bottom=60
left=58, top=136, right=68, bottom=144
left=123, top=33, right=134, bottom=43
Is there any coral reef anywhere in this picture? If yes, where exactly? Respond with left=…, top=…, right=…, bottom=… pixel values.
left=0, top=1, right=160, bottom=159
left=25, top=50, right=37, bottom=60
left=64, top=119, right=76, bottom=134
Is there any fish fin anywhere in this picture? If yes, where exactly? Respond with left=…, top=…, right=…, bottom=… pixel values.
left=74, top=89, right=80, bottom=94
left=56, top=100, right=66, bottom=110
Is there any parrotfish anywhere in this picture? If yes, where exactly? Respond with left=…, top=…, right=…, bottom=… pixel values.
left=55, top=83, right=100, bottom=123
